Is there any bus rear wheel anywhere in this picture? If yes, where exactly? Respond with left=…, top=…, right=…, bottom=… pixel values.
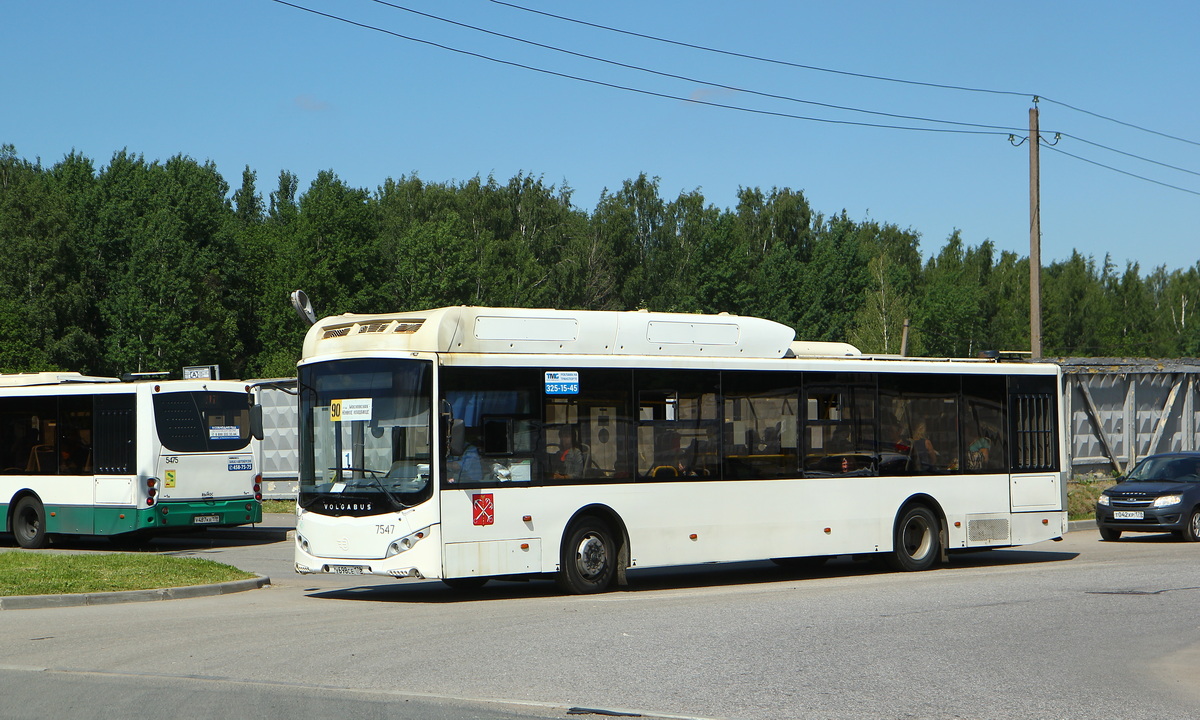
left=13, top=496, right=49, bottom=549
left=886, top=505, right=940, bottom=572
left=557, top=518, right=616, bottom=594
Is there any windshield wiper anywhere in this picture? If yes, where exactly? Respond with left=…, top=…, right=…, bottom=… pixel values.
left=328, top=467, right=411, bottom=509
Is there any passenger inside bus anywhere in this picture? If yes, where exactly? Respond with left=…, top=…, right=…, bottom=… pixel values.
left=551, top=425, right=586, bottom=479
left=446, top=427, right=483, bottom=484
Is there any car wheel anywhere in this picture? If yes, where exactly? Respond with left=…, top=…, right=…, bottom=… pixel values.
left=1098, top=527, right=1122, bottom=542
left=1182, top=508, right=1200, bottom=542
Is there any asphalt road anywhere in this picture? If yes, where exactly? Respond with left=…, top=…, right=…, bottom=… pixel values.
left=2, top=523, right=1199, bottom=720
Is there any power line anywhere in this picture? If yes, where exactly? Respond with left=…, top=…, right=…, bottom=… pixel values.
left=269, top=0, right=1009, bottom=137
left=1042, top=144, right=1200, bottom=197
left=490, top=0, right=1200, bottom=149
left=487, top=0, right=1027, bottom=99
left=368, top=0, right=1028, bottom=134
left=375, top=0, right=1200, bottom=181
left=270, top=1, right=1200, bottom=195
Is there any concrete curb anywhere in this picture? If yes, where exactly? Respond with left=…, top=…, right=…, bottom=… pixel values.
left=0, top=575, right=271, bottom=611
left=1068, top=519, right=1097, bottom=534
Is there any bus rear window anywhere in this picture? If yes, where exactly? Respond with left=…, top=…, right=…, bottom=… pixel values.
left=153, top=391, right=251, bottom=452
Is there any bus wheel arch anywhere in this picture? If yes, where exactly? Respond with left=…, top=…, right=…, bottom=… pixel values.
left=887, top=496, right=945, bottom=572
left=557, top=505, right=629, bottom=594
left=11, top=492, right=50, bottom=549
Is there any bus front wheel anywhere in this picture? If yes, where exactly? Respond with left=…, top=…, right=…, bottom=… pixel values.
left=887, top=505, right=940, bottom=572
left=13, top=496, right=49, bottom=549
left=557, top=518, right=616, bottom=594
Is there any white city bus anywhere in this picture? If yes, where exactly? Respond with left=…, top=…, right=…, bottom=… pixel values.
left=293, top=306, right=1066, bottom=593
left=1, top=373, right=263, bottom=548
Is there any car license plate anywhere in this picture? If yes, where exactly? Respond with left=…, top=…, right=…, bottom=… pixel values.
left=1114, top=510, right=1144, bottom=520
left=193, top=515, right=220, bottom=524
left=329, top=565, right=364, bottom=575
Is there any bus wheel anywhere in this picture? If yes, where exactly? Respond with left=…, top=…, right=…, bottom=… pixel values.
left=887, top=505, right=940, bottom=572
left=442, top=576, right=490, bottom=591
left=13, top=496, right=49, bottom=549
left=558, top=518, right=616, bottom=594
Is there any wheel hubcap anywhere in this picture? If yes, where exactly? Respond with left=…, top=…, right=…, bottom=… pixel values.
left=902, top=518, right=932, bottom=560
left=574, top=533, right=608, bottom=579
left=1192, top=512, right=1200, bottom=538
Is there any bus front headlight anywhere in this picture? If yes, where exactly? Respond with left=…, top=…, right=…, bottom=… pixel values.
left=385, top=527, right=430, bottom=557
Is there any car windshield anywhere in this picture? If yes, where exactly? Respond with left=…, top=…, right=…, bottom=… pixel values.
left=1125, top=456, right=1200, bottom=483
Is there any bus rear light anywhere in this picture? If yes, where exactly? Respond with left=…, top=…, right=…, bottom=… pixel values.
left=689, top=534, right=698, bottom=540
left=148, top=488, right=157, bottom=498
left=824, top=528, right=832, bottom=534
left=147, top=478, right=157, bottom=488
left=147, top=497, right=155, bottom=507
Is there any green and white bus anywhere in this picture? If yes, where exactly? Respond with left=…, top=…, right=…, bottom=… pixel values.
left=1, top=373, right=263, bottom=548
left=293, top=306, right=1066, bottom=593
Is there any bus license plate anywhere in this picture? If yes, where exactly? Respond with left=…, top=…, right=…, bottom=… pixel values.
left=329, top=565, right=363, bottom=575
left=193, top=515, right=221, bottom=524
left=1113, top=510, right=1144, bottom=520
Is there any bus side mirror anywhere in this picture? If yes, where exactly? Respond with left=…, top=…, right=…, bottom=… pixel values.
left=249, top=404, right=264, bottom=441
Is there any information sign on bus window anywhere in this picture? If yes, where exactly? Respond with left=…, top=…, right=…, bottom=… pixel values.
left=544, top=371, right=580, bottom=395
left=330, top=398, right=373, bottom=422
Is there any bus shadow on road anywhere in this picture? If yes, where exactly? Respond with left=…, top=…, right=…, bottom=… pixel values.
left=302, top=546, right=1080, bottom=604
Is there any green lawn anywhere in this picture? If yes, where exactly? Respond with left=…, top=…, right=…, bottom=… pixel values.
left=0, top=552, right=255, bottom=596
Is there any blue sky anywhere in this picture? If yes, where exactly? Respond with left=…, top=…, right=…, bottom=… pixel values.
left=6, top=1, right=1198, bottom=271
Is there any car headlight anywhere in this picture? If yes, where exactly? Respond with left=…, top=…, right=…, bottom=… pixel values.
left=1097, top=495, right=1110, bottom=506
left=1153, top=494, right=1183, bottom=508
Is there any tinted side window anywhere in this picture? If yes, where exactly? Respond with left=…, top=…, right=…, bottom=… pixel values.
left=636, top=370, right=721, bottom=480
left=880, top=374, right=960, bottom=475
left=722, top=372, right=799, bottom=479
left=95, top=394, right=137, bottom=474
left=1009, top=375, right=1059, bottom=471
left=803, top=373, right=880, bottom=476
left=963, top=376, right=1007, bottom=473
left=441, top=367, right=540, bottom=486
left=0, top=395, right=61, bottom=474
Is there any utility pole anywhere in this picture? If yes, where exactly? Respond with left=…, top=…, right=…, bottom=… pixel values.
left=1029, top=104, right=1043, bottom=359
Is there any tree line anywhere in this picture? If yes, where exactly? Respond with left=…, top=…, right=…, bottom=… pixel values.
left=1, top=144, right=1198, bottom=379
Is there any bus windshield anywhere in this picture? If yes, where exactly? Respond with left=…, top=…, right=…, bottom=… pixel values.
left=298, top=358, right=434, bottom=514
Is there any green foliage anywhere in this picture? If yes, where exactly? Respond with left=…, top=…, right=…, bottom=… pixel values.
left=1, top=143, right=1199, bottom=381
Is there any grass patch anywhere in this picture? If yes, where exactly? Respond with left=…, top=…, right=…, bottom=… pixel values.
left=0, top=552, right=255, bottom=597
left=262, top=499, right=295, bottom=514
left=1067, top=475, right=1117, bottom=521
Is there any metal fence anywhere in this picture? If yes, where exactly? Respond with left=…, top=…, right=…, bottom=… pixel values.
left=1060, top=359, right=1200, bottom=476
